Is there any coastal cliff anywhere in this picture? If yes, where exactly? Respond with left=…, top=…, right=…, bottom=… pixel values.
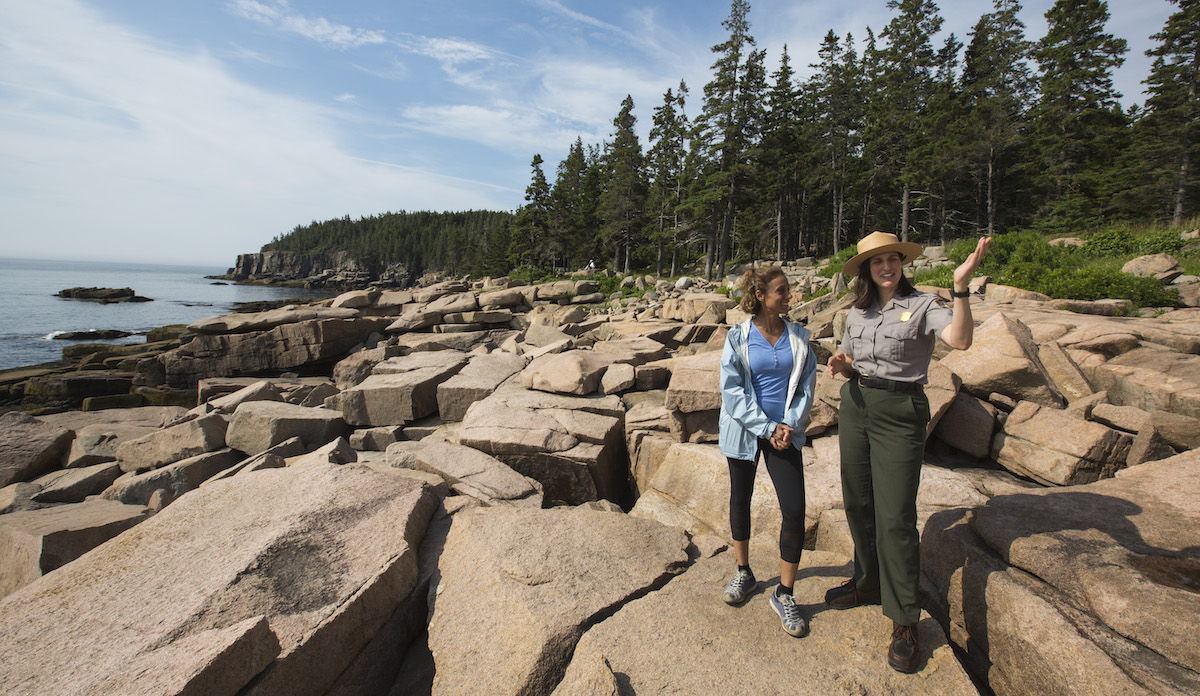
left=226, top=251, right=410, bottom=288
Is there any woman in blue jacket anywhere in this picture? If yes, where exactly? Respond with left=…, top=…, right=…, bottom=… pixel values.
left=718, top=265, right=817, bottom=638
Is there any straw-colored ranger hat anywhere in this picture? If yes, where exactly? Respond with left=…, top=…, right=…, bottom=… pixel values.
left=841, top=231, right=924, bottom=277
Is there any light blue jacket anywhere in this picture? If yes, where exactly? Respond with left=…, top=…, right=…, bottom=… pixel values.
left=718, top=318, right=817, bottom=460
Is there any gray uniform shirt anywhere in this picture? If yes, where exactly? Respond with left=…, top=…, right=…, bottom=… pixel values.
left=840, top=291, right=954, bottom=383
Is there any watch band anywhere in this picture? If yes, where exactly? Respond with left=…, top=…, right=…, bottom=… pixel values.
left=950, top=288, right=970, bottom=298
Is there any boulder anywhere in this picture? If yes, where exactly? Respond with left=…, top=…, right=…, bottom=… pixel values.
left=934, top=391, right=996, bottom=460
left=0, top=499, right=148, bottom=599
left=387, top=441, right=543, bottom=508
left=405, top=507, right=689, bottom=696
left=332, top=345, right=405, bottom=390
left=0, top=464, right=439, bottom=696
left=31, top=461, right=123, bottom=504
left=145, top=317, right=389, bottom=388
left=350, top=425, right=406, bottom=451
left=225, top=402, right=349, bottom=455
left=186, top=306, right=360, bottom=334
left=590, top=337, right=668, bottom=366
left=0, top=413, right=72, bottom=487
left=660, top=293, right=735, bottom=324
left=436, top=352, right=527, bottom=422
left=205, top=379, right=283, bottom=412
left=1121, top=253, right=1181, bottom=279
left=664, top=351, right=721, bottom=414
left=337, top=351, right=469, bottom=427
left=103, top=448, right=244, bottom=506
left=114, top=413, right=229, bottom=473
left=1037, top=341, right=1095, bottom=403
left=1090, top=403, right=1152, bottom=433
left=600, top=363, right=635, bottom=395
left=66, top=421, right=161, bottom=468
left=558, top=549, right=975, bottom=695
left=922, top=450, right=1200, bottom=696
left=519, top=350, right=615, bottom=396
left=288, top=437, right=358, bottom=468
left=457, top=387, right=626, bottom=505
left=940, top=313, right=1065, bottom=407
left=924, top=360, right=962, bottom=438
left=991, top=401, right=1132, bottom=486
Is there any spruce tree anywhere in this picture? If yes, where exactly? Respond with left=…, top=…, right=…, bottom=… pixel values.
left=648, top=82, right=690, bottom=276
left=1030, top=0, right=1129, bottom=228
left=598, top=95, right=648, bottom=274
left=962, top=0, right=1036, bottom=235
left=1140, top=0, right=1200, bottom=225
left=512, top=154, right=550, bottom=272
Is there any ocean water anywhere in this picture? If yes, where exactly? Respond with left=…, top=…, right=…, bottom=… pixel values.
left=0, top=257, right=337, bottom=371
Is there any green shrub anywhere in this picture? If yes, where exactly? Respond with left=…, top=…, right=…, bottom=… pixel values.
left=816, top=246, right=859, bottom=278
left=1084, top=227, right=1137, bottom=256
left=1136, top=228, right=1185, bottom=255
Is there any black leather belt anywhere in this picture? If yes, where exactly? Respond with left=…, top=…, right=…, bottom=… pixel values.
left=852, top=373, right=923, bottom=393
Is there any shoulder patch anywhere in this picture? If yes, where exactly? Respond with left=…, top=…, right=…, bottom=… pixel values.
left=935, top=297, right=951, bottom=309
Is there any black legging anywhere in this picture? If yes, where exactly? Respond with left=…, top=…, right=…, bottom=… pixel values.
left=727, top=439, right=806, bottom=564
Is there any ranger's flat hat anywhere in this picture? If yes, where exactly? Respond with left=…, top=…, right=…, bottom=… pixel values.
left=842, top=231, right=923, bottom=277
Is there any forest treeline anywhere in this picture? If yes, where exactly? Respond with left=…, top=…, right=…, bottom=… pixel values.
left=264, top=0, right=1198, bottom=283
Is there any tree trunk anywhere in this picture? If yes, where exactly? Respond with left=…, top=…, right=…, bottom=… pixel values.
left=704, top=216, right=716, bottom=281
left=1174, top=147, right=1190, bottom=228
left=900, top=182, right=911, bottom=242
left=776, top=201, right=784, bottom=262
left=718, top=194, right=734, bottom=280
left=987, top=146, right=997, bottom=237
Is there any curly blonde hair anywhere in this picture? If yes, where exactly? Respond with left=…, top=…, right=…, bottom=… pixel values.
left=738, top=265, right=786, bottom=315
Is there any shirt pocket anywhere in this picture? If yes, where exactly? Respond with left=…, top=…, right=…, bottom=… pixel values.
left=846, top=324, right=868, bottom=359
left=882, top=322, right=920, bottom=362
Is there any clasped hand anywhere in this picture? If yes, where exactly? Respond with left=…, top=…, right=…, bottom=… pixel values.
left=770, top=423, right=793, bottom=450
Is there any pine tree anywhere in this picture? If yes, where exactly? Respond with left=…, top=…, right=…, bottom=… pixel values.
left=1030, top=0, right=1129, bottom=228
left=962, top=0, right=1036, bottom=235
left=648, top=82, right=690, bottom=276
left=598, top=95, right=648, bottom=274
left=512, top=154, right=550, bottom=271
left=877, top=0, right=945, bottom=242
left=691, top=0, right=764, bottom=279
left=1140, top=0, right=1200, bottom=225
left=548, top=137, right=598, bottom=269
left=761, top=46, right=803, bottom=261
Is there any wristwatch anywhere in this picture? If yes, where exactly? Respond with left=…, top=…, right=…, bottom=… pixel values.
left=950, top=288, right=970, bottom=298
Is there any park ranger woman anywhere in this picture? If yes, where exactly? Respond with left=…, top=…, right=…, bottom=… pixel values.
left=825, top=231, right=989, bottom=673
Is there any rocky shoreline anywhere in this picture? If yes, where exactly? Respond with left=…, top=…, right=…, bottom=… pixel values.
left=1, top=252, right=1198, bottom=695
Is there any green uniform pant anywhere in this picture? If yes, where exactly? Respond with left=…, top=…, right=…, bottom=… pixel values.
left=838, top=381, right=930, bottom=626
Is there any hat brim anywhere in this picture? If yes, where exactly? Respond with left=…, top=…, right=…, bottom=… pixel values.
left=842, top=241, right=924, bottom=277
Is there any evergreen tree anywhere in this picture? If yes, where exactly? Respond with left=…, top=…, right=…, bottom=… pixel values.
left=1139, top=0, right=1200, bottom=225
left=877, top=0, right=945, bottom=242
left=962, top=0, right=1036, bottom=235
left=512, top=154, right=550, bottom=271
left=808, top=30, right=865, bottom=254
left=692, top=0, right=764, bottom=279
left=548, top=137, right=597, bottom=269
left=647, top=82, right=690, bottom=276
left=1030, top=0, right=1129, bottom=228
left=598, top=95, right=648, bottom=274
left=761, top=45, right=803, bottom=261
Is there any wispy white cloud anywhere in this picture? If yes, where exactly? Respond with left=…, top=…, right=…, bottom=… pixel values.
left=0, top=0, right=508, bottom=265
left=229, top=0, right=387, bottom=49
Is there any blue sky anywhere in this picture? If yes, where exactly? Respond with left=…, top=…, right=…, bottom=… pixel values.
left=0, top=0, right=1176, bottom=267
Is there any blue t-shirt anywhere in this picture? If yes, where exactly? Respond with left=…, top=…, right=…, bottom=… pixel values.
left=747, top=323, right=792, bottom=424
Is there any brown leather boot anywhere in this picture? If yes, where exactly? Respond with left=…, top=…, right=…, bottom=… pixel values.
left=887, top=622, right=919, bottom=673
left=824, top=578, right=880, bottom=609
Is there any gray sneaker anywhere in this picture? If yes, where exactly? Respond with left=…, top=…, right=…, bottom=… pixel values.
left=722, top=568, right=757, bottom=605
left=769, top=587, right=808, bottom=637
